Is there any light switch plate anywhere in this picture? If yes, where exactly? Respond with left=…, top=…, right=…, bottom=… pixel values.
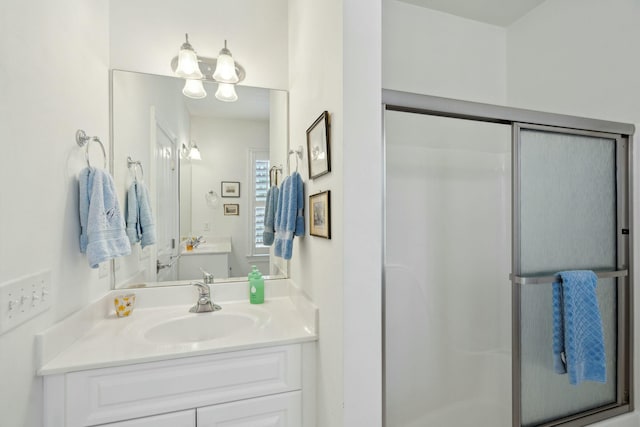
left=0, top=270, right=51, bottom=334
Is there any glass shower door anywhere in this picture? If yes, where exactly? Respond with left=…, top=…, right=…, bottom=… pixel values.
left=384, top=111, right=512, bottom=427
left=513, top=125, right=630, bottom=426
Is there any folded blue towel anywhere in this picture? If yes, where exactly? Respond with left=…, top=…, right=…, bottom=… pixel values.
left=552, top=270, right=606, bottom=385
left=126, top=180, right=156, bottom=248
left=274, top=172, right=304, bottom=260
left=79, top=167, right=131, bottom=268
left=262, top=185, right=279, bottom=246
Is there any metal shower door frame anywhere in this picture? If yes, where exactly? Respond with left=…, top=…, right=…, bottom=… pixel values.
left=381, top=89, right=634, bottom=427
left=511, top=123, right=632, bottom=427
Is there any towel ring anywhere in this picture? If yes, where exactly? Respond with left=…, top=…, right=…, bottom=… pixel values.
left=270, top=165, right=283, bottom=186
left=76, top=129, right=107, bottom=169
left=127, top=156, right=144, bottom=181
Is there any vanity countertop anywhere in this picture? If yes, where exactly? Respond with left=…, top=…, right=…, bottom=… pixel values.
left=181, top=237, right=232, bottom=255
left=36, top=280, right=317, bottom=375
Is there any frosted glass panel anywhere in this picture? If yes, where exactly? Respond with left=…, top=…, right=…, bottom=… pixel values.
left=519, top=129, right=617, bottom=426
left=385, top=111, right=511, bottom=427
left=520, top=130, right=616, bottom=273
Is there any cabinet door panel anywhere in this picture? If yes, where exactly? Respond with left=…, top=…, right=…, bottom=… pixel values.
left=66, top=345, right=301, bottom=426
left=197, top=392, right=301, bottom=426
left=98, top=410, right=195, bottom=427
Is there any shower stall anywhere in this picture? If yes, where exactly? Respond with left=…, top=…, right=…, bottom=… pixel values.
left=383, top=91, right=634, bottom=427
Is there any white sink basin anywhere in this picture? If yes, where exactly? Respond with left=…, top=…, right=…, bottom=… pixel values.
left=125, top=305, right=272, bottom=345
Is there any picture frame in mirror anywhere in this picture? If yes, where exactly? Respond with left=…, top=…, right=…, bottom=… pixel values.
left=221, top=181, right=240, bottom=197
left=224, top=204, right=240, bottom=216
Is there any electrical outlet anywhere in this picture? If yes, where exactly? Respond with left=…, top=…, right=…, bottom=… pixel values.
left=204, top=222, right=210, bottom=232
left=0, top=270, right=51, bottom=334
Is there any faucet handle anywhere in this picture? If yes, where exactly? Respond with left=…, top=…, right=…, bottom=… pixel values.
left=192, top=281, right=210, bottom=296
left=200, top=268, right=214, bottom=284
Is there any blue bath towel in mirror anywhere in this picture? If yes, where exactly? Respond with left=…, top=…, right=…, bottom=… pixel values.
left=126, top=180, right=156, bottom=248
left=552, top=270, right=606, bottom=385
left=262, top=185, right=279, bottom=246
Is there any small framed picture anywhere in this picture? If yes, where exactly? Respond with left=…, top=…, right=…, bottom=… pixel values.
left=306, top=111, right=331, bottom=179
left=221, top=181, right=240, bottom=198
left=309, top=191, right=331, bottom=239
left=224, top=204, right=239, bottom=216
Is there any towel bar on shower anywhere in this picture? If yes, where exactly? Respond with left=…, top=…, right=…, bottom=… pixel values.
left=510, top=269, right=628, bottom=285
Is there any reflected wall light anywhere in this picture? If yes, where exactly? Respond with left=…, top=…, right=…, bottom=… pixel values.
left=171, top=34, right=245, bottom=101
left=181, top=141, right=202, bottom=160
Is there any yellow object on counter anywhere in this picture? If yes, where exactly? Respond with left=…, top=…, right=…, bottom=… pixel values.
left=114, top=294, right=136, bottom=317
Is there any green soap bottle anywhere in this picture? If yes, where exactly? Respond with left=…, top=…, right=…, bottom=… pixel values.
left=249, top=265, right=264, bottom=304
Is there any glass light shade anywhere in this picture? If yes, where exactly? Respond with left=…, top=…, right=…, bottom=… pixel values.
left=215, top=83, right=238, bottom=102
left=189, top=145, right=202, bottom=160
left=182, top=79, right=207, bottom=99
left=175, top=48, right=203, bottom=79
left=212, top=53, right=239, bottom=83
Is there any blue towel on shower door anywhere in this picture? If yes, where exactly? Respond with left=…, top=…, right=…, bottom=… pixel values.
left=552, top=270, right=606, bottom=385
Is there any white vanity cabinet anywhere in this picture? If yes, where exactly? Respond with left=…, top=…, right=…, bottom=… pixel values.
left=99, top=410, right=195, bottom=427
left=43, top=344, right=312, bottom=427
left=197, top=392, right=301, bottom=426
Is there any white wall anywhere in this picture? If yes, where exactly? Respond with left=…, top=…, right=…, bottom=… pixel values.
left=507, top=0, right=640, bottom=122
left=109, top=0, right=289, bottom=90
left=111, top=71, right=190, bottom=287
left=288, top=0, right=345, bottom=425
left=189, top=116, right=269, bottom=277
left=507, top=1, right=640, bottom=420
left=383, top=0, right=507, bottom=105
left=342, top=1, right=383, bottom=426
left=0, top=1, right=110, bottom=426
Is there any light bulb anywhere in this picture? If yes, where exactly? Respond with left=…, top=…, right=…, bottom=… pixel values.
left=175, top=34, right=203, bottom=79
left=189, top=144, right=202, bottom=160
left=182, top=79, right=207, bottom=99
left=212, top=41, right=239, bottom=83
left=215, top=83, right=238, bottom=102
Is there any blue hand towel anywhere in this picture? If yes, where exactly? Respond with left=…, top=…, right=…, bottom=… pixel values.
left=274, top=172, right=304, bottom=260
left=79, top=167, right=131, bottom=268
left=552, top=270, right=606, bottom=385
left=262, top=185, right=279, bottom=246
left=136, top=180, right=156, bottom=248
left=126, top=180, right=156, bottom=248
left=126, top=181, right=140, bottom=244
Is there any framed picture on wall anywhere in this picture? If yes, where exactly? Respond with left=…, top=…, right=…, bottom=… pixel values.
left=224, top=204, right=239, bottom=216
left=309, top=191, right=331, bottom=239
left=306, top=111, right=331, bottom=179
left=221, top=181, right=240, bottom=197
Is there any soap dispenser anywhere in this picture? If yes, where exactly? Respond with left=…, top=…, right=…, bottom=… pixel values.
left=249, top=265, right=264, bottom=304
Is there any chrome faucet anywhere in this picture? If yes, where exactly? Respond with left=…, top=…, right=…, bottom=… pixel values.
left=192, top=235, right=205, bottom=248
left=189, top=281, right=221, bottom=313
left=201, top=268, right=214, bottom=285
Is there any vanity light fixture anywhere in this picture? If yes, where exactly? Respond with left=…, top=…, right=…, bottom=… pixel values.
left=212, top=40, right=239, bottom=84
left=175, top=34, right=203, bottom=80
left=181, top=141, right=202, bottom=161
left=182, top=79, right=207, bottom=99
left=214, top=83, right=238, bottom=102
left=171, top=35, right=245, bottom=102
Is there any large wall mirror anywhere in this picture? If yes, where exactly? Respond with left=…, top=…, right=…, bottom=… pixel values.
left=111, top=70, right=288, bottom=289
